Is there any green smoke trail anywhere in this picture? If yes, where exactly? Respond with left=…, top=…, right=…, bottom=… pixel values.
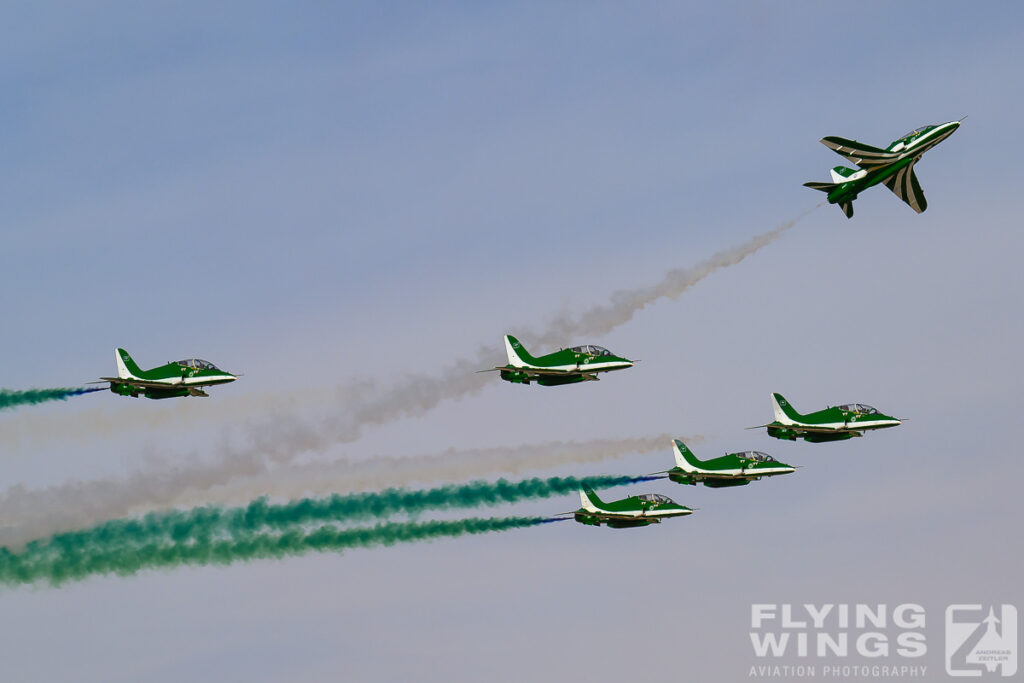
left=0, top=387, right=103, bottom=412
left=10, top=473, right=650, bottom=552
left=0, top=516, right=561, bottom=586
left=0, top=474, right=648, bottom=586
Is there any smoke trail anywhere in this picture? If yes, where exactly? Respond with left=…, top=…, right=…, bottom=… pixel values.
left=1, top=212, right=811, bottom=454
left=168, top=211, right=813, bottom=460
left=0, top=435, right=685, bottom=548
left=181, top=433, right=690, bottom=507
left=0, top=387, right=103, bottom=412
left=0, top=516, right=561, bottom=587
left=15, top=474, right=647, bottom=553
left=307, top=211, right=815, bottom=441
left=524, top=207, right=818, bottom=348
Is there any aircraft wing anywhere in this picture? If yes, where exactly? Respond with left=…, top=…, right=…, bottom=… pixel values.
left=99, top=377, right=183, bottom=389
left=820, top=136, right=900, bottom=170
left=882, top=162, right=927, bottom=213
left=785, top=424, right=860, bottom=434
left=492, top=366, right=588, bottom=377
left=588, top=510, right=652, bottom=521
left=751, top=422, right=856, bottom=434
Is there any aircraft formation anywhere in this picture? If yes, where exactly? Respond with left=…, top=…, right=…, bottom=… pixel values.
left=7, top=120, right=957, bottom=543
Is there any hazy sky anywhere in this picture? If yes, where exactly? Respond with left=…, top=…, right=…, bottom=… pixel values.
left=1, top=3, right=1021, bottom=681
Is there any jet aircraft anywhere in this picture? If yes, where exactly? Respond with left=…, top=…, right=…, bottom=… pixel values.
left=95, top=348, right=238, bottom=399
left=486, top=335, right=634, bottom=386
left=569, top=487, right=693, bottom=528
left=753, top=392, right=901, bottom=442
left=804, top=120, right=961, bottom=218
left=658, top=439, right=795, bottom=487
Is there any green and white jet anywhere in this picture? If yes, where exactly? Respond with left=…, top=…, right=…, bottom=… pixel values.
left=96, top=348, right=238, bottom=399
left=487, top=334, right=634, bottom=386
left=569, top=486, right=693, bottom=528
left=753, top=392, right=902, bottom=443
left=804, top=119, right=961, bottom=218
left=657, top=439, right=795, bottom=488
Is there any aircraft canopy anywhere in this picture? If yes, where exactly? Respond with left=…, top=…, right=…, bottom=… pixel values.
left=742, top=451, right=776, bottom=462
left=900, top=125, right=933, bottom=139
left=570, top=344, right=612, bottom=356
left=635, top=493, right=674, bottom=504
left=838, top=403, right=878, bottom=414
left=177, top=359, right=220, bottom=371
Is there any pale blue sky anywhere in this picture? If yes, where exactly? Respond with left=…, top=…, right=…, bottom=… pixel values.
left=1, top=3, right=1021, bottom=681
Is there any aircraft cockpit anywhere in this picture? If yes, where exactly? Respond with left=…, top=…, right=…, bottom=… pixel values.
left=900, top=125, right=934, bottom=140
left=177, top=358, right=220, bottom=371
left=635, top=493, right=674, bottom=504
left=838, top=403, right=878, bottom=414
left=570, top=344, right=613, bottom=357
left=742, top=451, right=776, bottom=463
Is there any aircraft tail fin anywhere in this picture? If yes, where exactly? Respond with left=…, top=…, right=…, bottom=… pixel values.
left=115, top=348, right=143, bottom=379
left=829, top=165, right=860, bottom=183
left=771, top=393, right=803, bottom=424
left=579, top=486, right=603, bottom=511
left=504, top=335, right=538, bottom=367
left=672, top=439, right=703, bottom=472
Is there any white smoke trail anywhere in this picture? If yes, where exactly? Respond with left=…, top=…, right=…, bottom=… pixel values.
left=525, top=207, right=816, bottom=347
left=0, top=434, right=693, bottom=548
left=178, top=433, right=700, bottom=507
left=2, top=211, right=810, bottom=455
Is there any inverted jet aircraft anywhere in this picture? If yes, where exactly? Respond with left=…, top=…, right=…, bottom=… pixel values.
left=753, top=392, right=901, bottom=442
left=658, top=439, right=795, bottom=488
left=95, top=348, right=238, bottom=399
left=804, top=119, right=961, bottom=218
left=569, top=487, right=693, bottom=528
left=487, top=334, right=634, bottom=386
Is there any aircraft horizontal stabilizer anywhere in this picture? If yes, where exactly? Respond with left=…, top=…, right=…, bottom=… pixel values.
left=803, top=181, right=839, bottom=192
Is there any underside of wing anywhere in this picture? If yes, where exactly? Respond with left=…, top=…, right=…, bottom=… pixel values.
left=820, top=136, right=900, bottom=170
left=790, top=424, right=855, bottom=434
left=883, top=163, right=928, bottom=213
left=590, top=512, right=644, bottom=521
left=495, top=365, right=574, bottom=376
left=702, top=472, right=757, bottom=481
left=100, top=377, right=181, bottom=389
